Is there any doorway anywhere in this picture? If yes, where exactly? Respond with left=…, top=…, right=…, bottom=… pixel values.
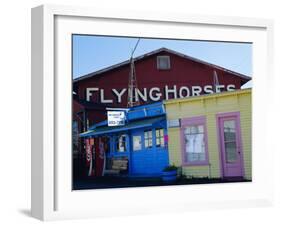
left=217, top=112, right=244, bottom=178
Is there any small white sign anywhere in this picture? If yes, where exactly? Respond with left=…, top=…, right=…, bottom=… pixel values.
left=107, top=111, right=126, bottom=127
left=168, top=119, right=180, bottom=128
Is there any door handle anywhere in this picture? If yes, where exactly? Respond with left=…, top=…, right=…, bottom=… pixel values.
left=237, top=146, right=241, bottom=154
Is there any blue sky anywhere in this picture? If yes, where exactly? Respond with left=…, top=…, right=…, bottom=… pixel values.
left=72, top=35, right=252, bottom=82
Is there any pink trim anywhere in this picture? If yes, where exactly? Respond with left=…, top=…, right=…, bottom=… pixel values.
left=215, top=116, right=224, bottom=178
left=216, top=112, right=245, bottom=178
left=180, top=116, right=210, bottom=166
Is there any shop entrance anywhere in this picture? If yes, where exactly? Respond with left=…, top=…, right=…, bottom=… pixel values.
left=130, top=128, right=168, bottom=176
left=217, top=113, right=244, bottom=178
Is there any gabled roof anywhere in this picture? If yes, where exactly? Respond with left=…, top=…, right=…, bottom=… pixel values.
left=73, top=47, right=251, bottom=83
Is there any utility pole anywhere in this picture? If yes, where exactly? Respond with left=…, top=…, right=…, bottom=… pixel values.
left=213, top=70, right=220, bottom=93
left=127, top=38, right=141, bottom=107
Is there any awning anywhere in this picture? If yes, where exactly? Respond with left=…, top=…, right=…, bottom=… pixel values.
left=80, top=116, right=165, bottom=138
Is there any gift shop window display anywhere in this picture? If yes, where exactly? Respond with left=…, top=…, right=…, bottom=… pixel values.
left=115, top=135, right=127, bottom=152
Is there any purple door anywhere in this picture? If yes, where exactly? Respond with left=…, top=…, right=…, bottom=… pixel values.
left=217, top=113, right=244, bottom=178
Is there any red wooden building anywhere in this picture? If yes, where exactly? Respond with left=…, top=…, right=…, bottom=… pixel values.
left=74, top=48, right=250, bottom=110
left=72, top=47, right=251, bottom=178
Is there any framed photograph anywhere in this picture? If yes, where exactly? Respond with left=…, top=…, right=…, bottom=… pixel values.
left=31, top=4, right=274, bottom=221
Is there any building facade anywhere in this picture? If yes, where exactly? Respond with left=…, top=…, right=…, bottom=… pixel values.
left=164, top=89, right=252, bottom=180
left=73, top=47, right=250, bottom=124
left=80, top=102, right=169, bottom=176
left=73, top=47, right=251, bottom=178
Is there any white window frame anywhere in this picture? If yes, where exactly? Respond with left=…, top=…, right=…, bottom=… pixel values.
left=155, top=128, right=165, bottom=147
left=144, top=130, right=153, bottom=149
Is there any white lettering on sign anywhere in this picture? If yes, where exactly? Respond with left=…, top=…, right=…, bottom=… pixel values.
left=112, top=88, right=126, bottom=103
left=100, top=89, right=113, bottom=103
left=149, top=87, right=162, bottom=101
left=86, top=87, right=99, bottom=101
left=86, top=84, right=236, bottom=103
left=204, top=85, right=213, bottom=94
left=191, top=86, right=202, bottom=96
left=135, top=88, right=147, bottom=102
left=179, top=86, right=190, bottom=98
left=165, top=85, right=177, bottom=100
left=226, top=84, right=236, bottom=91
left=215, top=85, right=225, bottom=93
left=107, top=111, right=126, bottom=127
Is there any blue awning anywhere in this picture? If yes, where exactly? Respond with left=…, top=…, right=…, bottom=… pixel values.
left=80, top=116, right=165, bottom=138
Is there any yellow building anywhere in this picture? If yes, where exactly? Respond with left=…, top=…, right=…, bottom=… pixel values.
left=164, top=88, right=251, bottom=180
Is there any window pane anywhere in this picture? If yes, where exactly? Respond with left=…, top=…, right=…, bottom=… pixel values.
left=225, top=141, right=237, bottom=162
left=133, top=136, right=142, bottom=151
left=156, top=129, right=160, bottom=137
left=224, top=120, right=236, bottom=141
left=198, top=125, right=204, bottom=133
left=156, top=138, right=160, bottom=146
left=144, top=132, right=148, bottom=138
left=224, top=120, right=235, bottom=129
left=187, top=152, right=206, bottom=162
left=160, top=138, right=165, bottom=147
left=191, top=126, right=197, bottom=134
left=156, top=129, right=164, bottom=147
left=189, top=134, right=204, bottom=152
left=144, top=130, right=153, bottom=149
left=145, top=139, right=148, bottom=148
left=160, top=60, right=167, bottom=68
left=184, top=127, right=191, bottom=134
left=184, top=125, right=206, bottom=162
left=148, top=139, right=152, bottom=148
left=116, top=135, right=126, bottom=152
left=157, top=56, right=170, bottom=70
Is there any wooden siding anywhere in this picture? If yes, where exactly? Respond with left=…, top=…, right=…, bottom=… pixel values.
left=165, top=89, right=252, bottom=180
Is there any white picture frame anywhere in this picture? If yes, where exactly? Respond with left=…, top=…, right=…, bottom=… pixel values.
left=31, top=4, right=274, bottom=221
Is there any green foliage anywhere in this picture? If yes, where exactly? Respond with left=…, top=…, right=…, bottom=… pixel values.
left=162, top=164, right=178, bottom=172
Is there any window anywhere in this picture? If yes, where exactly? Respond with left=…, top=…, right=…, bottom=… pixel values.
left=223, top=120, right=237, bottom=163
left=184, top=125, right=205, bottom=162
left=155, top=128, right=164, bottom=147
left=144, top=130, right=153, bottom=149
left=181, top=117, right=208, bottom=165
left=157, top=56, right=170, bottom=70
left=115, top=134, right=126, bottom=152
left=133, top=135, right=142, bottom=151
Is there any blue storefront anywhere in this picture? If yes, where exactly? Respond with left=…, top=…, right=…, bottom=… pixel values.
left=81, top=102, right=169, bottom=177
